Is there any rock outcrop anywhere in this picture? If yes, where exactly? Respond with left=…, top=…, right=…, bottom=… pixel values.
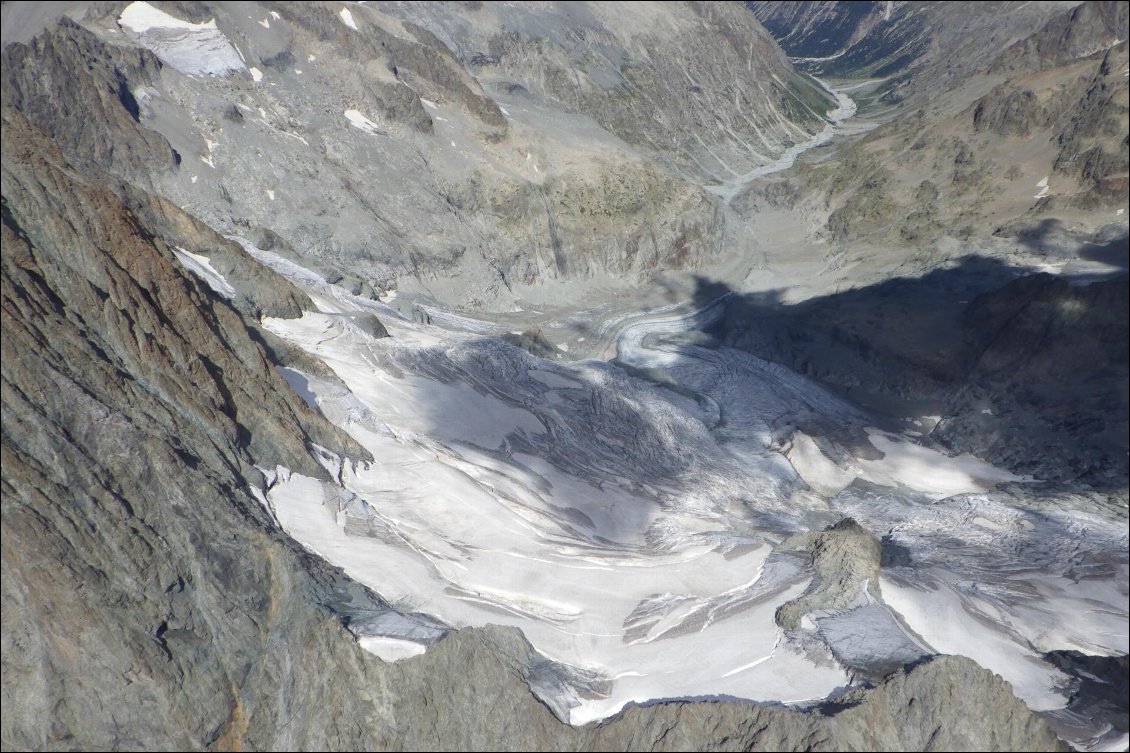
left=751, top=1, right=1073, bottom=103
left=0, top=18, right=179, bottom=182
left=715, top=259, right=1129, bottom=486
left=775, top=519, right=882, bottom=630
left=1, top=104, right=381, bottom=750
left=990, top=0, right=1130, bottom=74
left=2, top=2, right=1122, bottom=750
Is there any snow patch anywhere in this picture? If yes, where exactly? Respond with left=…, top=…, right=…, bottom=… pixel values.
left=785, top=432, right=855, bottom=497
left=118, top=2, right=244, bottom=76
left=339, top=7, right=358, bottom=30
left=882, top=576, right=1071, bottom=712
left=857, top=429, right=1025, bottom=500
left=359, top=636, right=428, bottom=661
left=120, top=1, right=213, bottom=32
left=171, top=247, right=236, bottom=299
left=345, top=109, right=382, bottom=134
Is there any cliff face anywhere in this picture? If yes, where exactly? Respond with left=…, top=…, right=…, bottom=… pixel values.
left=991, top=0, right=1130, bottom=74
left=750, top=0, right=1077, bottom=101
left=1, top=105, right=383, bottom=750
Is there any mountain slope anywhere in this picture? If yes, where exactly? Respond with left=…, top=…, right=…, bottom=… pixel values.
left=1, top=2, right=1124, bottom=750
left=0, top=1, right=837, bottom=312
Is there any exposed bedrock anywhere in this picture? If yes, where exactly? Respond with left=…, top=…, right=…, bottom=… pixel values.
left=775, top=519, right=881, bottom=631
left=0, top=1, right=835, bottom=310
left=1, top=2, right=1124, bottom=750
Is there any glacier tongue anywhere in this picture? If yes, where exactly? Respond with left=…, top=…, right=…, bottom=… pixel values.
left=258, top=259, right=1126, bottom=729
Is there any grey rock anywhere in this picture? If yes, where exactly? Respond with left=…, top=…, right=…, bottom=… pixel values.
left=991, top=1, right=1129, bottom=74
left=717, top=262, right=1128, bottom=486
left=775, top=518, right=882, bottom=631
left=1, top=18, right=179, bottom=183
left=502, top=328, right=564, bottom=360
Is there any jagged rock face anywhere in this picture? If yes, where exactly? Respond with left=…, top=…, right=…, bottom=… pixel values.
left=1, top=3, right=1123, bottom=751
left=378, top=1, right=832, bottom=174
left=0, top=105, right=1068, bottom=751
left=991, top=0, right=1130, bottom=74
left=0, top=18, right=179, bottom=182
left=0, top=1, right=833, bottom=311
left=737, top=2, right=1127, bottom=285
left=729, top=6, right=1128, bottom=488
left=937, top=273, right=1129, bottom=484
left=0, top=104, right=1066, bottom=746
left=0, top=106, right=385, bottom=750
left=746, top=0, right=889, bottom=59
left=775, top=519, right=882, bottom=631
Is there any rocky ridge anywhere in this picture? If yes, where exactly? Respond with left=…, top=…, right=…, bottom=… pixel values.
left=720, top=2, right=1128, bottom=488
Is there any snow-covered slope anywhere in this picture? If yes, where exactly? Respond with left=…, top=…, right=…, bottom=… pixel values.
left=246, top=251, right=1126, bottom=741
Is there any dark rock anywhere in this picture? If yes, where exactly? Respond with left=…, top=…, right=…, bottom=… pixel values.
left=0, top=19, right=179, bottom=183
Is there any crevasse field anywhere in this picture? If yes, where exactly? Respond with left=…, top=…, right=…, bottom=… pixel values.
left=165, top=236, right=1123, bottom=738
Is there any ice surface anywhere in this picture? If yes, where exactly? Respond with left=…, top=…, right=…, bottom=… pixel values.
left=358, top=636, right=427, bottom=661
left=260, top=283, right=854, bottom=722
left=255, top=255, right=1127, bottom=735
left=786, top=431, right=856, bottom=497
left=882, top=576, right=1073, bottom=711
left=118, top=2, right=244, bottom=76
left=857, top=429, right=1027, bottom=500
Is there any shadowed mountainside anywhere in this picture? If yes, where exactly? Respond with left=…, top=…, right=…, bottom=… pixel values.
left=694, top=253, right=1129, bottom=487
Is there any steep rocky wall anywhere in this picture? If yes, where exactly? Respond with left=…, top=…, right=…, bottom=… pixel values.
left=991, top=0, right=1129, bottom=74
left=714, top=262, right=1129, bottom=486
left=1, top=105, right=385, bottom=750
left=0, top=17, right=179, bottom=182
